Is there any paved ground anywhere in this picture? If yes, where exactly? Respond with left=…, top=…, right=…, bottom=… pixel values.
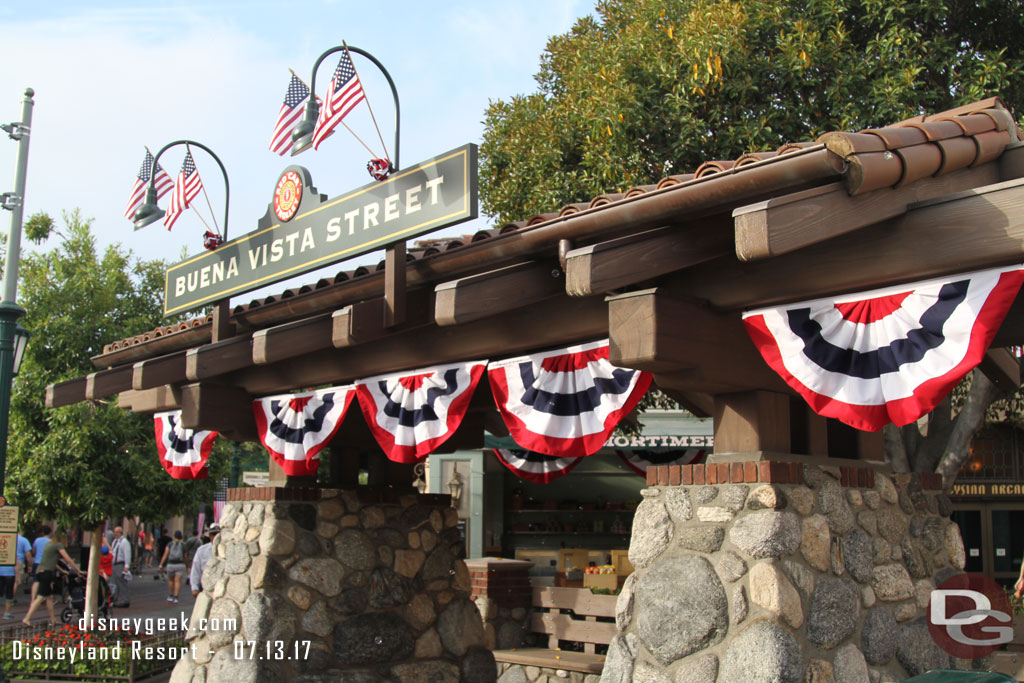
left=0, top=565, right=198, bottom=628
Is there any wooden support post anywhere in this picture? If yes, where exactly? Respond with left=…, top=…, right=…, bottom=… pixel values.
left=385, top=242, right=406, bottom=328
left=332, top=446, right=361, bottom=488
left=858, top=429, right=886, bottom=462
left=180, top=383, right=257, bottom=441
left=367, top=452, right=389, bottom=487
left=211, top=299, right=233, bottom=343
left=712, top=391, right=791, bottom=454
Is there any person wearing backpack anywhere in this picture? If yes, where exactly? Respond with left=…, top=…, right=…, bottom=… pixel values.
left=158, top=530, right=187, bottom=604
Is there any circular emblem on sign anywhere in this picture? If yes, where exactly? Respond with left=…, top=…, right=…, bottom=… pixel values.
left=273, top=171, right=302, bottom=222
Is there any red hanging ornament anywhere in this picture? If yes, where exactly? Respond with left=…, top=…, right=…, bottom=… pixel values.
left=203, top=231, right=223, bottom=250
left=367, top=158, right=391, bottom=181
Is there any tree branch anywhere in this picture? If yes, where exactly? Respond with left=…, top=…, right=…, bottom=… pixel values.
left=884, top=424, right=910, bottom=473
left=936, top=369, right=1002, bottom=488
left=914, top=394, right=955, bottom=472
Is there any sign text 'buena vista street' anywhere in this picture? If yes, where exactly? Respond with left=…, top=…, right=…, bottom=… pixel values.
left=164, top=144, right=477, bottom=315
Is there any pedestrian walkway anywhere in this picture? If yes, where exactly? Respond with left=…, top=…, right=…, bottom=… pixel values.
left=0, top=566, right=196, bottom=629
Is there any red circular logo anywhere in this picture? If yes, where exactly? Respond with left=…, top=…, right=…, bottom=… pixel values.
left=273, top=171, right=302, bottom=222
left=927, top=572, right=1014, bottom=659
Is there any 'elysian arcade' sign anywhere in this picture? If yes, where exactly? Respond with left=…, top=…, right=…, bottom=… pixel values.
left=164, top=144, right=477, bottom=316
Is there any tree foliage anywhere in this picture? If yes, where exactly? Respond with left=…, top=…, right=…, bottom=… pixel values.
left=6, top=211, right=226, bottom=529
left=480, top=0, right=1024, bottom=223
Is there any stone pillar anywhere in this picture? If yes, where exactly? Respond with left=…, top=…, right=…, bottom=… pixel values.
left=170, top=487, right=496, bottom=683
left=605, top=458, right=972, bottom=683
left=464, top=558, right=533, bottom=649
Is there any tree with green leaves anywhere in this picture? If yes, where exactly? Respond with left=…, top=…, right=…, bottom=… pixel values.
left=480, top=0, right=1024, bottom=483
left=7, top=211, right=226, bottom=530
left=480, top=0, right=1024, bottom=223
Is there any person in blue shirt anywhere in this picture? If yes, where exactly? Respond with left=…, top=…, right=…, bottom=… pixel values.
left=30, top=526, right=50, bottom=603
left=1, top=532, right=32, bottom=618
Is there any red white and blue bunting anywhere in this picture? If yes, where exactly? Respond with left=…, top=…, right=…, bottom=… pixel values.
left=356, top=361, right=487, bottom=464
left=742, top=265, right=1024, bottom=432
left=493, top=448, right=582, bottom=484
left=615, top=449, right=707, bottom=477
left=488, top=340, right=652, bottom=458
left=253, top=385, right=355, bottom=476
left=154, top=411, right=217, bottom=480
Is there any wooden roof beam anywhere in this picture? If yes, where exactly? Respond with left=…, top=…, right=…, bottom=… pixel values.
left=132, top=350, right=188, bottom=391
left=565, top=219, right=732, bottom=297
left=185, top=333, right=254, bottom=382
left=435, top=260, right=563, bottom=327
left=234, top=294, right=609, bottom=397
left=86, top=365, right=133, bottom=401
left=46, top=377, right=87, bottom=409
left=333, top=289, right=433, bottom=349
left=673, top=177, right=1024, bottom=311
left=253, top=313, right=332, bottom=366
left=607, top=288, right=789, bottom=394
left=734, top=163, right=1003, bottom=262
left=119, top=385, right=181, bottom=413
left=180, top=382, right=256, bottom=441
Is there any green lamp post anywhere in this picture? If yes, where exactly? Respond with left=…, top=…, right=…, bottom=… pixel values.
left=0, top=88, right=35, bottom=499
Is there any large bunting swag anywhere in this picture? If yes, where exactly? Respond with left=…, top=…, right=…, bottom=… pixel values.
left=357, top=361, right=487, bottom=464
left=488, top=340, right=653, bottom=458
left=616, top=449, right=707, bottom=477
left=154, top=411, right=218, bottom=480
left=742, top=265, right=1024, bottom=432
left=253, top=386, right=355, bottom=476
left=493, top=448, right=582, bottom=484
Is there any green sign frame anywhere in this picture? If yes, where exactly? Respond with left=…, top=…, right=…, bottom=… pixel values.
left=164, top=143, right=477, bottom=316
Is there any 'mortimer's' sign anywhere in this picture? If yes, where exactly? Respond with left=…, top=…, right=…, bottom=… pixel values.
left=163, top=144, right=477, bottom=315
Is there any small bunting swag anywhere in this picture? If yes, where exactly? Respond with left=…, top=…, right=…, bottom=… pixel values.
left=356, top=361, right=487, bottom=464
left=493, top=448, right=582, bottom=484
left=488, top=340, right=652, bottom=458
left=253, top=386, right=355, bottom=476
left=615, top=448, right=707, bottom=477
left=742, top=264, right=1024, bottom=432
left=154, top=411, right=217, bottom=480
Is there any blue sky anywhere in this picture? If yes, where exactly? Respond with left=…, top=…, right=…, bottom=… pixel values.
left=0, top=1, right=594, bottom=304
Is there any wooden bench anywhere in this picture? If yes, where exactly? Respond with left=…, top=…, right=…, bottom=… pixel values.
left=492, top=586, right=618, bottom=675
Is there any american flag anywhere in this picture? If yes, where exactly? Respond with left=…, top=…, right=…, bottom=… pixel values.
left=311, top=50, right=365, bottom=151
left=164, top=150, right=203, bottom=231
left=269, top=73, right=312, bottom=156
left=124, top=149, right=173, bottom=220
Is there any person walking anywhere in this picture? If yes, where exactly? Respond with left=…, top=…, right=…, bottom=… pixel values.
left=29, top=525, right=50, bottom=602
left=109, top=526, right=132, bottom=608
left=14, top=532, right=32, bottom=602
left=22, top=528, right=81, bottom=625
left=189, top=524, right=219, bottom=597
left=158, top=531, right=187, bottom=603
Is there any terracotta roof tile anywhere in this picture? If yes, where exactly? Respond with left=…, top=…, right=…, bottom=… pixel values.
left=99, top=97, right=1021, bottom=360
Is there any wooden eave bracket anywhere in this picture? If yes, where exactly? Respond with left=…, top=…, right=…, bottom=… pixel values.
left=46, top=377, right=88, bottom=409
left=733, top=162, right=1006, bottom=262
left=132, top=350, right=188, bottom=391
left=253, top=313, right=332, bottom=366
left=607, top=288, right=789, bottom=395
left=181, top=382, right=257, bottom=441
left=332, top=289, right=432, bottom=349
left=434, top=260, right=563, bottom=327
left=119, top=385, right=181, bottom=414
left=673, top=175, right=1024, bottom=312
left=564, top=219, right=732, bottom=297
left=185, top=333, right=254, bottom=382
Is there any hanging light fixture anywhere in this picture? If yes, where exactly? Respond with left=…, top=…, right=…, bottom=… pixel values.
left=447, top=469, right=463, bottom=509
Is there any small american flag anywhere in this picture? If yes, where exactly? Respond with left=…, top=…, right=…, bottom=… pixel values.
left=311, top=49, right=365, bottom=151
left=164, top=150, right=203, bottom=231
left=269, top=73, right=312, bottom=156
left=124, top=149, right=173, bottom=220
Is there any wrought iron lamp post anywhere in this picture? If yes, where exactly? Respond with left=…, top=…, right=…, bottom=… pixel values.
left=289, top=44, right=401, bottom=170
left=132, top=140, right=230, bottom=238
left=0, top=88, right=35, bottom=499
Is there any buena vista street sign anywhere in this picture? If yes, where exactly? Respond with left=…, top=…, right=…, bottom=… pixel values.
left=164, top=144, right=477, bottom=315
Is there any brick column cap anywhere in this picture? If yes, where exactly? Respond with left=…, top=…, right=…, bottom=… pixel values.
left=464, top=557, right=534, bottom=572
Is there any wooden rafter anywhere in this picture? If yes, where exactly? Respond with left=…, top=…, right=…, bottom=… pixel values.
left=435, top=260, right=564, bottom=326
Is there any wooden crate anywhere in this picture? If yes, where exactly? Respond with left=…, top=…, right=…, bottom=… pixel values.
left=583, top=573, right=619, bottom=591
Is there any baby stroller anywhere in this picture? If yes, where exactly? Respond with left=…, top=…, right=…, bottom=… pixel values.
left=59, top=561, right=112, bottom=625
